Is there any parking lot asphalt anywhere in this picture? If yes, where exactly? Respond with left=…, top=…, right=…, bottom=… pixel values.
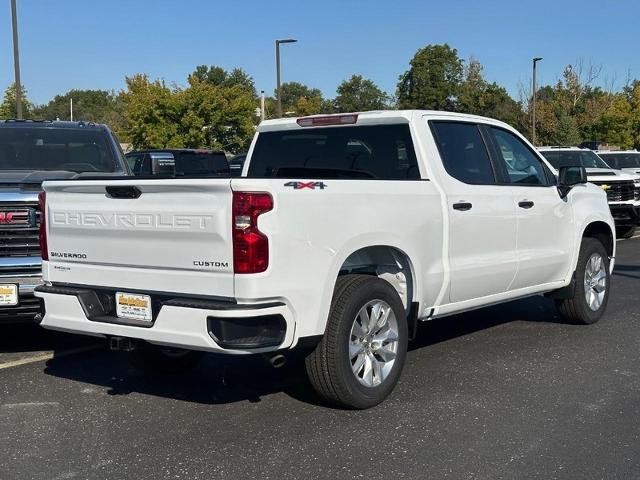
left=2, top=238, right=640, bottom=480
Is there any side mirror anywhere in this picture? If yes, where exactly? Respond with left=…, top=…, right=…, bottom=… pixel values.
left=558, top=166, right=588, bottom=197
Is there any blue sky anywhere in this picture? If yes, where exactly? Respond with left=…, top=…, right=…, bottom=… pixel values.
left=0, top=0, right=638, bottom=105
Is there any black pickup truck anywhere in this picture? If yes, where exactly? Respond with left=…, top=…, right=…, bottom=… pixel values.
left=0, top=120, right=129, bottom=322
left=126, top=149, right=229, bottom=177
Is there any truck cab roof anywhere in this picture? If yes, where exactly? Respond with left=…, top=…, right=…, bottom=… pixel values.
left=0, top=119, right=110, bottom=130
left=258, top=110, right=514, bottom=132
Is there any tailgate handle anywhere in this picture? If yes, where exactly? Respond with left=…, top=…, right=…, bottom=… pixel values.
left=105, top=186, right=142, bottom=199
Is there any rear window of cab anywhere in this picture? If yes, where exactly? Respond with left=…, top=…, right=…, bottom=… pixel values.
left=247, top=124, right=421, bottom=180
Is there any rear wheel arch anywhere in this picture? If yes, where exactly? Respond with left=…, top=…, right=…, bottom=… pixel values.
left=337, top=245, right=416, bottom=313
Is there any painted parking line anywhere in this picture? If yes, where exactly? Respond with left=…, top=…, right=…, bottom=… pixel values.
left=0, top=345, right=100, bottom=370
left=617, top=234, right=640, bottom=241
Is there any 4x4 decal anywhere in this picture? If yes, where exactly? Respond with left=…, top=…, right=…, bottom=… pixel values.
left=284, top=181, right=327, bottom=190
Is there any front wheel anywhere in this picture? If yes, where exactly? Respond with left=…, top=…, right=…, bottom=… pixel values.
left=127, top=343, right=204, bottom=374
left=556, top=238, right=611, bottom=325
left=305, top=275, right=408, bottom=409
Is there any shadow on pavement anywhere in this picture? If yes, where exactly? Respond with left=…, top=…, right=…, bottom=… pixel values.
left=612, top=263, right=640, bottom=280
left=0, top=322, right=96, bottom=355
left=44, top=347, right=325, bottom=406
left=42, top=295, right=565, bottom=408
left=409, top=295, right=561, bottom=351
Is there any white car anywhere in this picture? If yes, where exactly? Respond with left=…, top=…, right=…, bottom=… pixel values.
left=35, top=111, right=614, bottom=409
left=596, top=150, right=640, bottom=176
left=539, top=146, right=640, bottom=238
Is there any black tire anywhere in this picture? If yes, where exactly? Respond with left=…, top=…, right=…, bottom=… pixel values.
left=305, top=274, right=408, bottom=409
left=127, top=343, right=204, bottom=375
left=556, top=238, right=610, bottom=325
left=616, top=226, right=636, bottom=239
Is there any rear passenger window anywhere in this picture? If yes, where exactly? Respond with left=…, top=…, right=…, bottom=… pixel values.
left=248, top=124, right=420, bottom=179
left=430, top=122, right=495, bottom=185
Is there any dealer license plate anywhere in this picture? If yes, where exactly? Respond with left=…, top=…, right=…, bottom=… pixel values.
left=115, top=292, right=152, bottom=322
left=0, top=284, right=18, bottom=306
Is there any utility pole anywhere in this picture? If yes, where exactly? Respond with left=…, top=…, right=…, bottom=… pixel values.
left=532, top=57, right=543, bottom=145
left=11, top=0, right=23, bottom=119
left=275, top=38, right=297, bottom=118
left=260, top=90, right=265, bottom=122
left=70, top=98, right=73, bottom=121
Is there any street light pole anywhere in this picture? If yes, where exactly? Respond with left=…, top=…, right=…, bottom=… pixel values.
left=275, top=38, right=297, bottom=118
left=532, top=57, right=543, bottom=145
left=11, top=0, right=23, bottom=119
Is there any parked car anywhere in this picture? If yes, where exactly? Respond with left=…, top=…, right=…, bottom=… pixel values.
left=0, top=120, right=129, bottom=322
left=539, top=146, right=640, bottom=238
left=35, top=111, right=614, bottom=408
left=596, top=150, right=640, bottom=176
left=126, top=149, right=229, bottom=177
left=228, top=153, right=247, bottom=177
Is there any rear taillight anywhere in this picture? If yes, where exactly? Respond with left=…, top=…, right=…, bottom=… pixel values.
left=38, top=191, right=48, bottom=261
left=232, top=192, right=273, bottom=274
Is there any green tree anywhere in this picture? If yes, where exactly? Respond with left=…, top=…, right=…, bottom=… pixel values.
left=599, top=94, right=634, bottom=148
left=33, top=89, right=119, bottom=122
left=189, top=65, right=256, bottom=96
left=181, top=78, right=256, bottom=151
left=122, top=73, right=256, bottom=151
left=276, top=82, right=324, bottom=116
left=530, top=62, right=607, bottom=146
left=458, top=57, right=524, bottom=128
left=191, top=65, right=227, bottom=86
left=0, top=83, right=33, bottom=119
left=576, top=88, right=611, bottom=143
left=534, top=99, right=560, bottom=145
left=553, top=114, right=581, bottom=145
left=627, top=82, right=640, bottom=147
left=397, top=44, right=463, bottom=110
left=333, top=75, right=389, bottom=112
left=122, top=74, right=183, bottom=149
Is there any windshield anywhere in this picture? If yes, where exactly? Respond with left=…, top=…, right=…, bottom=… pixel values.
left=598, top=153, right=640, bottom=169
left=0, top=127, right=117, bottom=172
left=175, top=151, right=228, bottom=176
left=248, top=124, right=420, bottom=179
left=131, top=151, right=229, bottom=177
left=540, top=150, right=611, bottom=169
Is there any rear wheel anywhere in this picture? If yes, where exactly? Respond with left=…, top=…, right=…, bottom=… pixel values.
left=305, top=275, right=408, bottom=409
left=556, top=238, right=610, bottom=325
left=616, top=226, right=636, bottom=239
left=127, top=343, right=204, bottom=374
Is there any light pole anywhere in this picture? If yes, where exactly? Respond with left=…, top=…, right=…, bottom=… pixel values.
left=275, top=38, right=297, bottom=118
left=11, top=0, right=22, bottom=119
left=532, top=57, right=543, bottom=145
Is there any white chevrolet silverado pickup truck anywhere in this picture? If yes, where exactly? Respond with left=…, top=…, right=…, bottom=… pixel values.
left=35, top=111, right=615, bottom=409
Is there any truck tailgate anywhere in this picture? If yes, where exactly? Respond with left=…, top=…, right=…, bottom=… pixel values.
left=43, top=179, right=234, bottom=298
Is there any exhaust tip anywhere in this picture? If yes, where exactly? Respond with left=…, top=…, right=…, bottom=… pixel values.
left=268, top=354, right=287, bottom=369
